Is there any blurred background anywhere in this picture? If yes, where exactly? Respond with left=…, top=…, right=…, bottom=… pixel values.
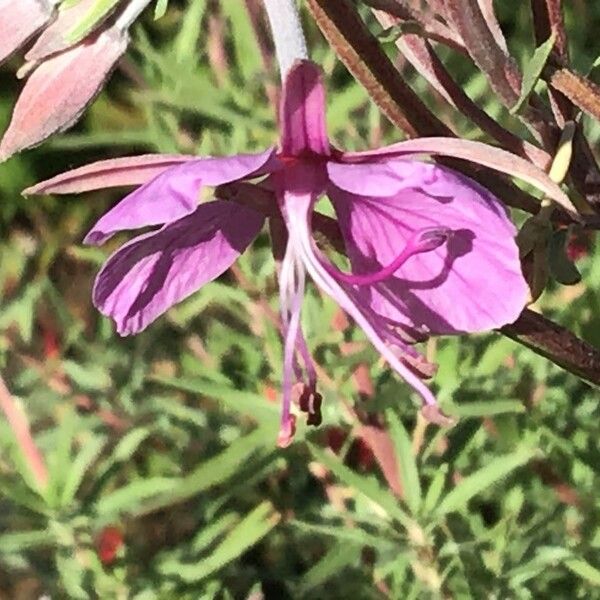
left=1, top=1, right=600, bottom=597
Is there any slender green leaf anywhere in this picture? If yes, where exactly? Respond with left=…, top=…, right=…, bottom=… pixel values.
left=309, top=444, right=412, bottom=527
left=60, top=435, right=106, bottom=507
left=512, top=33, right=556, bottom=114
left=386, top=410, right=421, bottom=514
left=435, top=447, right=535, bottom=516
left=160, top=502, right=279, bottom=582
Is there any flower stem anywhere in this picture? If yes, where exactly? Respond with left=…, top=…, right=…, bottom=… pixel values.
left=262, top=0, right=308, bottom=79
left=0, top=374, right=48, bottom=490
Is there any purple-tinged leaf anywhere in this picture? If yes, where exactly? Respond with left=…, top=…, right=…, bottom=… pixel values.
left=445, top=0, right=520, bottom=107
left=0, top=26, right=128, bottom=161
left=340, top=137, right=577, bottom=215
left=372, top=9, right=550, bottom=170
left=24, top=155, right=198, bottom=195
left=0, top=0, right=54, bottom=65
left=502, top=309, right=600, bottom=386
left=25, top=0, right=100, bottom=63
left=476, top=0, right=508, bottom=54
left=549, top=68, right=600, bottom=123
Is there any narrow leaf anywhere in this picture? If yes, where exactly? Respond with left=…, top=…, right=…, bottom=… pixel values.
left=60, top=436, right=106, bottom=507
left=435, top=446, right=535, bottom=516
left=24, top=154, right=196, bottom=196
left=386, top=411, right=421, bottom=514
left=309, top=444, right=412, bottom=526
left=511, top=33, right=556, bottom=114
left=0, top=0, right=53, bottom=65
left=160, top=502, right=280, bottom=582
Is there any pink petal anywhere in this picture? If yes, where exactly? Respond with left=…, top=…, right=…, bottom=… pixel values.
left=338, top=137, right=576, bottom=215
left=25, top=0, right=104, bottom=62
left=0, top=0, right=54, bottom=65
left=328, top=159, right=442, bottom=198
left=24, top=154, right=197, bottom=196
left=280, top=60, right=330, bottom=157
left=94, top=201, right=264, bottom=336
left=329, top=161, right=528, bottom=335
left=0, top=26, right=128, bottom=161
left=85, top=148, right=276, bottom=245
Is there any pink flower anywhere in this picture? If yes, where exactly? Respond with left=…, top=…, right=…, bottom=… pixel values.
left=27, top=61, right=571, bottom=446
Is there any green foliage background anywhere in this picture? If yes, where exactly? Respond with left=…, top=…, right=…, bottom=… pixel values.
left=1, top=1, right=600, bottom=597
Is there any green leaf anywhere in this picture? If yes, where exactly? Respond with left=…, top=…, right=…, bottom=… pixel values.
left=0, top=530, right=56, bottom=554
left=220, top=1, right=263, bottom=81
left=173, top=0, right=208, bottom=64
left=296, top=540, right=362, bottom=595
left=447, top=400, right=525, bottom=418
left=62, top=359, right=112, bottom=391
left=511, top=32, right=556, bottom=114
left=56, top=550, right=87, bottom=600
left=60, top=435, right=106, bottom=507
left=67, top=0, right=121, bottom=43
left=154, top=0, right=169, bottom=19
left=96, top=477, right=180, bottom=517
left=136, top=428, right=272, bottom=514
left=435, top=446, right=536, bottom=516
left=191, top=513, right=239, bottom=553
left=508, top=546, right=572, bottom=585
left=110, top=427, right=152, bottom=463
left=423, top=465, right=449, bottom=516
left=151, top=376, right=279, bottom=428
left=548, top=228, right=582, bottom=285
left=292, top=520, right=392, bottom=548
left=160, top=502, right=279, bottom=582
left=308, top=444, right=412, bottom=527
left=565, top=558, right=600, bottom=585
left=386, top=410, right=421, bottom=514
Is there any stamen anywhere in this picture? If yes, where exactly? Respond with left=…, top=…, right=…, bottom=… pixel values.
left=277, top=242, right=306, bottom=448
left=299, top=385, right=323, bottom=426
left=294, top=331, right=317, bottom=390
left=320, top=227, right=451, bottom=286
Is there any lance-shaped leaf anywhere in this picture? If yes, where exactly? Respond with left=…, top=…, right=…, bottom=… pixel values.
left=372, top=9, right=551, bottom=170
left=0, top=26, right=128, bottom=161
left=24, top=155, right=197, bottom=195
left=0, top=0, right=55, bottom=65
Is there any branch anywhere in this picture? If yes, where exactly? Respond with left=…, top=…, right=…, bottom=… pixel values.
left=501, top=309, right=600, bottom=386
